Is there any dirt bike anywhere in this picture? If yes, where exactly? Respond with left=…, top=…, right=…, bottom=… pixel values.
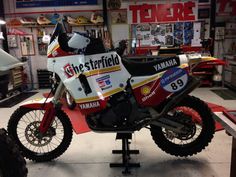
left=0, top=49, right=28, bottom=177
left=8, top=20, right=216, bottom=163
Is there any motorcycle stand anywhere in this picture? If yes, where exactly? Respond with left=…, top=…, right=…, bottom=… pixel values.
left=110, top=133, right=140, bottom=174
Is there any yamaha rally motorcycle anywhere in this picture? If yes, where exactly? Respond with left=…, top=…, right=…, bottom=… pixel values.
left=8, top=21, right=216, bottom=162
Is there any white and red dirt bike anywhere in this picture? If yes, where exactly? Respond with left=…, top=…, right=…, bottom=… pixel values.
left=8, top=21, right=216, bottom=162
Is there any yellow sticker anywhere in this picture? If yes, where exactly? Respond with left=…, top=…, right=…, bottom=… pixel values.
left=141, top=86, right=151, bottom=96
left=34, top=98, right=43, bottom=101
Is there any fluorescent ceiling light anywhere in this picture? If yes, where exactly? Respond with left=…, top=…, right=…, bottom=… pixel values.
left=0, top=19, right=6, bottom=25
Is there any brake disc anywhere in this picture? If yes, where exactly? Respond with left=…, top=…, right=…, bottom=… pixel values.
left=25, top=121, right=55, bottom=147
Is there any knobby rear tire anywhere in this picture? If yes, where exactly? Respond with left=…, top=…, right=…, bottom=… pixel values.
left=150, top=95, right=215, bottom=157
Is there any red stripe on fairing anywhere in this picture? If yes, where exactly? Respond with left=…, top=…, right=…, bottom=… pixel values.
left=47, top=47, right=76, bottom=58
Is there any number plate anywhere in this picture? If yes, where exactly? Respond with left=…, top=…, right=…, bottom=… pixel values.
left=160, top=67, right=188, bottom=93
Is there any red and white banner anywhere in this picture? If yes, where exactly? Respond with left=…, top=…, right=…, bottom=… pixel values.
left=217, top=0, right=236, bottom=16
left=128, top=1, right=198, bottom=24
left=8, top=28, right=27, bottom=35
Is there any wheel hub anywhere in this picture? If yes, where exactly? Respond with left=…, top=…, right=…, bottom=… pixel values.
left=168, top=111, right=197, bottom=140
left=25, top=121, right=56, bottom=147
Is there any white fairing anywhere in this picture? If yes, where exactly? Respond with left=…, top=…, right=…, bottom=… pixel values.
left=47, top=52, right=131, bottom=103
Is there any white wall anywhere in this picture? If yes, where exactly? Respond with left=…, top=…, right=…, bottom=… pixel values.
left=3, top=0, right=104, bottom=89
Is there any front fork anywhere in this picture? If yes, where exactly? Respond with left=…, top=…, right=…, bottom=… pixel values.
left=39, top=81, right=66, bottom=134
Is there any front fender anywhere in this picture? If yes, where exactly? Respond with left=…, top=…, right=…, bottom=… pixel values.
left=19, top=97, right=84, bottom=134
left=20, top=97, right=54, bottom=109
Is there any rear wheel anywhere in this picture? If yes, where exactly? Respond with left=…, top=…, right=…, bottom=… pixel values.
left=8, top=107, right=73, bottom=162
left=150, top=95, right=215, bottom=157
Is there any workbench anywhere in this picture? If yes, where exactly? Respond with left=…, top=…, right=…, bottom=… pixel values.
left=214, top=111, right=236, bottom=177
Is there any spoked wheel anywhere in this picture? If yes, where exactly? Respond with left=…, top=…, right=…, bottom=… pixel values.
left=150, top=95, right=215, bottom=157
left=65, top=90, right=76, bottom=110
left=8, top=107, right=73, bottom=162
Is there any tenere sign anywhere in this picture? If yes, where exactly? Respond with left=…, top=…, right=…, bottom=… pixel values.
left=128, top=1, right=197, bottom=24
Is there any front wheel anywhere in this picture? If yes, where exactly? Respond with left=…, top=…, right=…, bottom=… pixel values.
left=150, top=95, right=215, bottom=157
left=8, top=107, right=73, bottom=162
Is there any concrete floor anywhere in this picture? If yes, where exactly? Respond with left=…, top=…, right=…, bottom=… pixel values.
left=0, top=88, right=235, bottom=177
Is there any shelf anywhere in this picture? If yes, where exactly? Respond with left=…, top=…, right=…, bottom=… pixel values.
left=7, top=24, right=55, bottom=28
left=5, top=9, right=103, bottom=16
left=193, top=72, right=213, bottom=75
left=7, top=23, right=103, bottom=28
left=71, top=23, right=103, bottom=27
left=225, top=37, right=236, bottom=39
left=224, top=68, right=232, bottom=72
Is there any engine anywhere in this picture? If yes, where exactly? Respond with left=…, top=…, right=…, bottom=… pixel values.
left=88, top=92, right=147, bottom=128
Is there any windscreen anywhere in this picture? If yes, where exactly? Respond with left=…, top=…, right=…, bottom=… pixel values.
left=49, top=23, right=62, bottom=44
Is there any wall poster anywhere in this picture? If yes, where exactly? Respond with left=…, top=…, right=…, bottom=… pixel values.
left=111, top=11, right=127, bottom=24
left=37, top=37, right=48, bottom=55
left=7, top=35, right=18, bottom=48
left=134, top=24, right=173, bottom=47
left=132, top=22, right=194, bottom=47
left=20, top=35, right=35, bottom=56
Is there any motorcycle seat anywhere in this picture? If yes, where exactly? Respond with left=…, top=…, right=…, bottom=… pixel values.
left=122, top=56, right=180, bottom=76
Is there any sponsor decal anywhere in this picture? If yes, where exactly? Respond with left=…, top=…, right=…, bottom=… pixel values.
left=64, top=54, right=120, bottom=78
left=142, top=90, right=156, bottom=102
left=96, top=75, right=112, bottom=91
left=153, top=58, right=178, bottom=72
left=141, top=86, right=151, bottom=96
left=79, top=101, right=100, bottom=109
left=160, top=67, right=188, bottom=93
left=64, top=63, right=75, bottom=78
left=52, top=50, right=58, bottom=57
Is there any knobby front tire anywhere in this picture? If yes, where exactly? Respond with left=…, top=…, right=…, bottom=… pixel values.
left=8, top=107, right=73, bottom=162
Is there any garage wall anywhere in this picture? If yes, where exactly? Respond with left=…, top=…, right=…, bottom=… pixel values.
left=214, top=1, right=236, bottom=58
left=3, top=0, right=103, bottom=89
